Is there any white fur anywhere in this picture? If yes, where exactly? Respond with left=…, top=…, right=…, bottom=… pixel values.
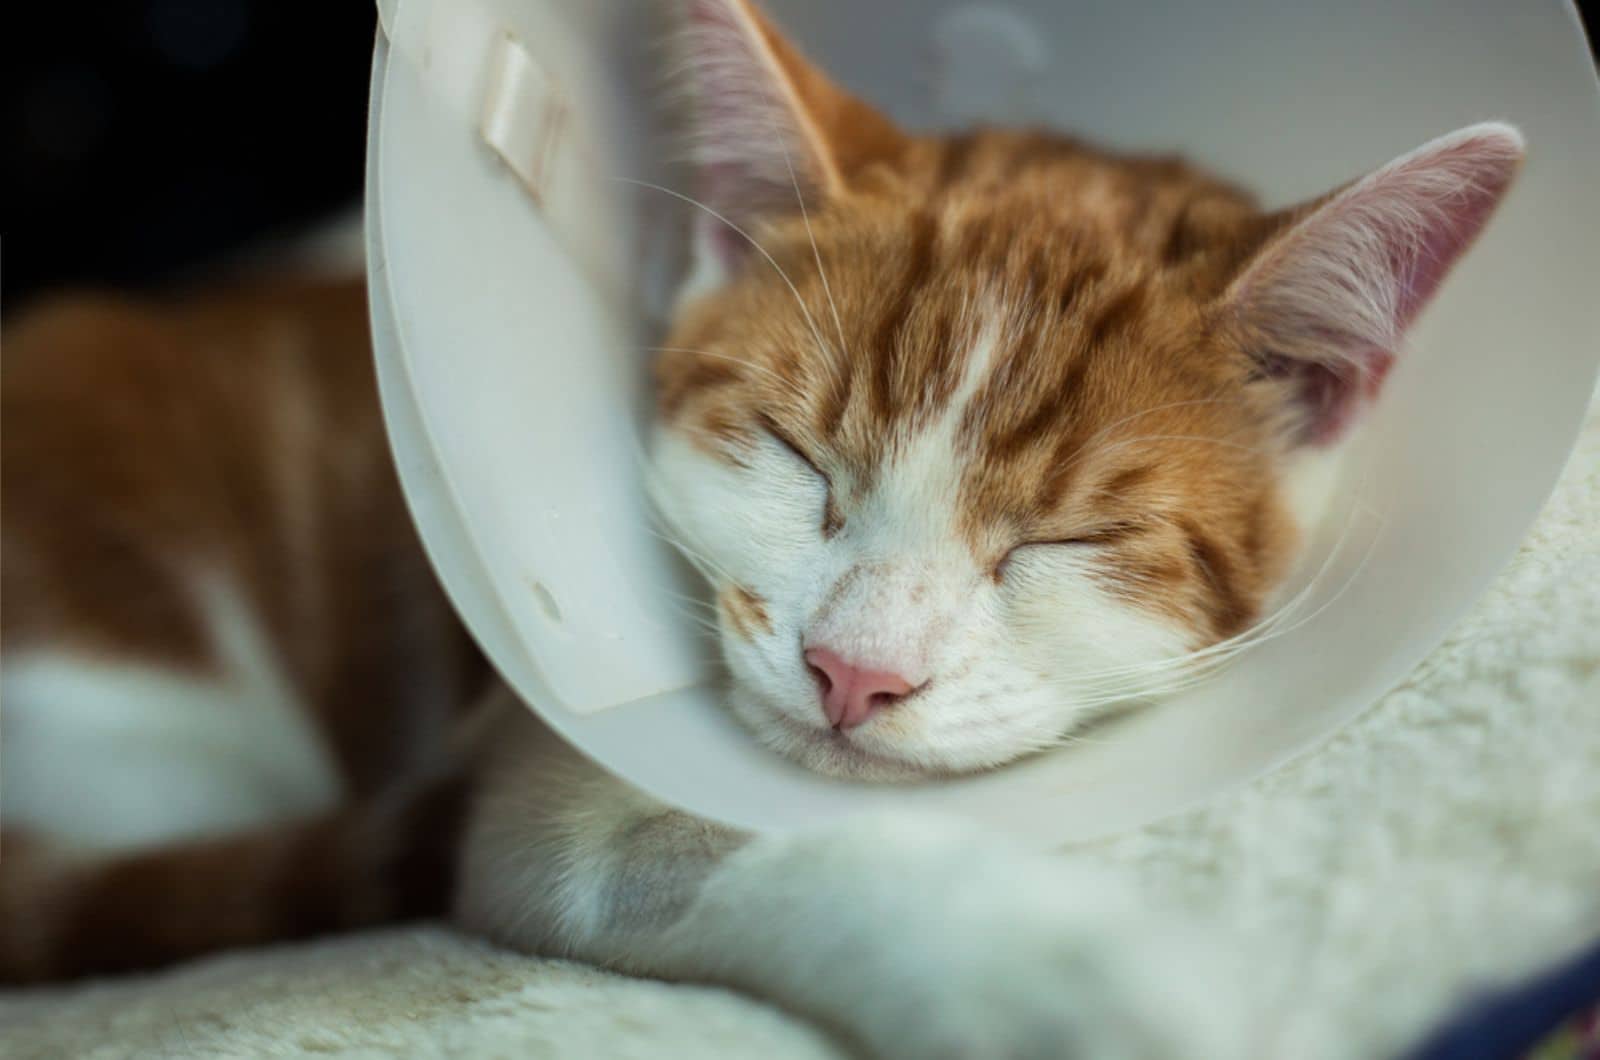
left=1280, top=442, right=1347, bottom=541
left=642, top=812, right=1248, bottom=1058
left=0, top=577, right=340, bottom=849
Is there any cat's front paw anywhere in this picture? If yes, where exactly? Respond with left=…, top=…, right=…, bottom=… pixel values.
left=845, top=896, right=1232, bottom=1060
left=700, top=815, right=1247, bottom=1060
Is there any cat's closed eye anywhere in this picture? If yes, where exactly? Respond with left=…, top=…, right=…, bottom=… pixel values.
left=995, top=524, right=1149, bottom=579
left=757, top=417, right=842, bottom=535
left=759, top=417, right=825, bottom=480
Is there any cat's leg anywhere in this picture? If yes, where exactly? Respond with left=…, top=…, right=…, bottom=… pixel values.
left=457, top=703, right=1250, bottom=1059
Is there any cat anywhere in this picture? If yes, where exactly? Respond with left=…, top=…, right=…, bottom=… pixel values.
left=1, top=0, right=1521, bottom=1054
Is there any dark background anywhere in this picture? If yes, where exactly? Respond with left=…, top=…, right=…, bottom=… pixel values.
left=3, top=2, right=376, bottom=310
left=3, top=1, right=1597, bottom=312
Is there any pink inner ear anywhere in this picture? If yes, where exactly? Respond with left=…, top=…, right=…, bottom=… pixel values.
left=1234, top=124, right=1524, bottom=447
left=678, top=0, right=818, bottom=229
left=1387, top=138, right=1522, bottom=334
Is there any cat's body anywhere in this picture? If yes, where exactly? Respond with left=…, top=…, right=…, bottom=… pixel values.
left=0, top=2, right=1521, bottom=1054
left=1, top=281, right=487, bottom=978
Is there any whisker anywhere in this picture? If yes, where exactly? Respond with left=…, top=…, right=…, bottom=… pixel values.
left=1035, top=724, right=1119, bottom=750
left=1090, top=432, right=1280, bottom=464
left=611, top=176, right=838, bottom=372
left=647, top=525, right=737, bottom=585
left=1049, top=498, right=1380, bottom=695
left=1063, top=559, right=1379, bottom=715
left=770, top=112, right=850, bottom=388
left=645, top=345, right=795, bottom=391
left=638, top=491, right=748, bottom=585
left=654, top=596, right=723, bottom=637
left=653, top=585, right=719, bottom=614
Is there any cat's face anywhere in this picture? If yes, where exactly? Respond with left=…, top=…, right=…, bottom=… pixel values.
left=647, top=0, right=1521, bottom=780
left=650, top=146, right=1306, bottom=779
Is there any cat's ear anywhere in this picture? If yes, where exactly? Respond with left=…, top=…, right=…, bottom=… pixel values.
left=674, top=0, right=906, bottom=269
left=1221, top=123, right=1524, bottom=446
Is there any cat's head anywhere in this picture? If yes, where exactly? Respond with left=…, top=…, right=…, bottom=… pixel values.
left=648, top=0, right=1523, bottom=780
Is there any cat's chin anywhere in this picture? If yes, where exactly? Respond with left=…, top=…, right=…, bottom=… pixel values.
left=730, top=695, right=966, bottom=783
left=771, top=718, right=941, bottom=782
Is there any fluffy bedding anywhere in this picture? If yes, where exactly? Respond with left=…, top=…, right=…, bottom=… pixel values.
left=3, top=393, right=1596, bottom=1058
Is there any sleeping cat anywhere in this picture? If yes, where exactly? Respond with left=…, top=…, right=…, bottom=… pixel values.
left=1, top=0, right=1521, bottom=1054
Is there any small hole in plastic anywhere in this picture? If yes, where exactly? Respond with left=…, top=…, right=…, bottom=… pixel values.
left=529, top=580, right=563, bottom=624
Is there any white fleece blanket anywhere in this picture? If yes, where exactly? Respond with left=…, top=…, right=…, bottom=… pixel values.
left=3, top=395, right=1596, bottom=1059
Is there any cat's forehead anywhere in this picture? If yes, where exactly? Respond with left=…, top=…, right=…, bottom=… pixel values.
left=668, top=283, right=1259, bottom=542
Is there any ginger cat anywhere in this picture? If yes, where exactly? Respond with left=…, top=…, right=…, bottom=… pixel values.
left=2, top=1, right=1521, bottom=1053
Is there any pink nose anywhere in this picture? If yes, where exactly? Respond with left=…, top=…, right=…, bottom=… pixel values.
left=804, top=647, right=916, bottom=730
